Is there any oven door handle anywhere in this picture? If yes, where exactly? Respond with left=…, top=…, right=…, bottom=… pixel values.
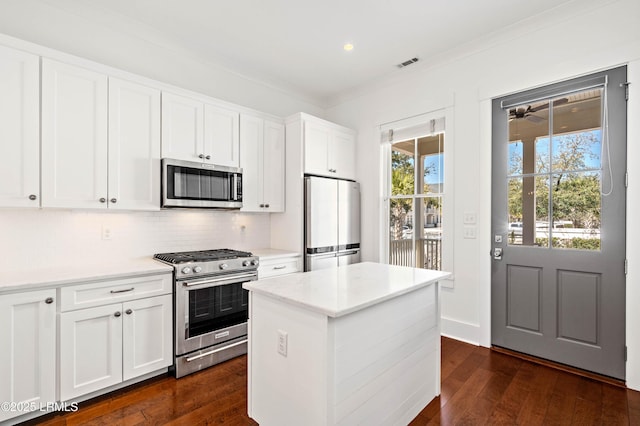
left=185, top=339, right=248, bottom=362
left=182, top=273, right=257, bottom=287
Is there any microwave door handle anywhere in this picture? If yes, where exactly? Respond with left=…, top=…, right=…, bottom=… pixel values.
left=232, top=174, right=238, bottom=201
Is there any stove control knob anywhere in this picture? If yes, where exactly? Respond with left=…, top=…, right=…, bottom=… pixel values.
left=219, top=263, right=228, bottom=270
left=193, top=266, right=203, bottom=273
left=251, top=259, right=260, bottom=267
left=242, top=260, right=251, bottom=267
left=181, top=267, right=192, bottom=274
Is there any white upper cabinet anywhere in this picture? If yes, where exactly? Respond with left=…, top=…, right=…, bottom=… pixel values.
left=108, top=78, right=161, bottom=210
left=204, top=103, right=240, bottom=167
left=42, top=59, right=108, bottom=208
left=162, top=91, right=240, bottom=167
left=0, top=45, right=40, bottom=208
left=303, top=118, right=356, bottom=180
left=240, top=114, right=285, bottom=212
left=42, top=59, right=161, bottom=210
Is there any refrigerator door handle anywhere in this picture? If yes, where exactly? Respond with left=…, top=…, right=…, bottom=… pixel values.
left=338, top=250, right=359, bottom=256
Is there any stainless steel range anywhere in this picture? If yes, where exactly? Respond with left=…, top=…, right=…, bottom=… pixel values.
left=154, top=249, right=258, bottom=378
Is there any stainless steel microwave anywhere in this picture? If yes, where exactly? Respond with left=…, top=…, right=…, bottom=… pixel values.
left=161, top=158, right=242, bottom=209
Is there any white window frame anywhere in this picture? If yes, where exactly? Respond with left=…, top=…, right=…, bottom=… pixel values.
left=379, top=107, right=455, bottom=287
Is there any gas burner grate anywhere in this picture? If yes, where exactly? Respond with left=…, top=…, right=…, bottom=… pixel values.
left=154, top=249, right=253, bottom=264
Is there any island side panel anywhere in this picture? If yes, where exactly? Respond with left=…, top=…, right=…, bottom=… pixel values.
left=248, top=292, right=330, bottom=425
left=331, top=283, right=440, bottom=425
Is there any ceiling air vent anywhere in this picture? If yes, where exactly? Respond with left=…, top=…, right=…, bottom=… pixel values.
left=398, top=57, right=419, bottom=68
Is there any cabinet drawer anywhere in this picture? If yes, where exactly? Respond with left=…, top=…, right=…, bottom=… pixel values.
left=60, top=273, right=172, bottom=312
left=258, top=258, right=300, bottom=279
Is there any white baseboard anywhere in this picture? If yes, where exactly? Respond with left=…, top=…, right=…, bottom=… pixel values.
left=441, top=316, right=481, bottom=346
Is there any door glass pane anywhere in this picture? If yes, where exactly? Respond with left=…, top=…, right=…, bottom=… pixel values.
left=508, top=176, right=550, bottom=247
left=391, top=142, right=414, bottom=196
left=552, top=130, right=602, bottom=173
left=509, top=100, right=550, bottom=175
left=551, top=172, right=601, bottom=250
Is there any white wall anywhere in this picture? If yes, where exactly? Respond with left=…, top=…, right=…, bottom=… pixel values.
left=326, top=0, right=640, bottom=389
left=0, top=0, right=324, bottom=118
left=0, top=209, right=270, bottom=270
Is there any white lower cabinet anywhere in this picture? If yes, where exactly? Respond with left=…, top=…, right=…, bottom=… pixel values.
left=0, top=289, right=56, bottom=422
left=59, top=278, right=172, bottom=401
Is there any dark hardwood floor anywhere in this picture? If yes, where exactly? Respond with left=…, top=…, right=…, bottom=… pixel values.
left=26, top=337, right=640, bottom=425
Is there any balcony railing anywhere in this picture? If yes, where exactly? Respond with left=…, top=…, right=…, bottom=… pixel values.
left=389, top=238, right=441, bottom=270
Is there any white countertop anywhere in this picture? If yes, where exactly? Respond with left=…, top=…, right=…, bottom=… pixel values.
left=250, top=248, right=301, bottom=260
left=0, top=258, right=173, bottom=294
left=243, top=262, right=451, bottom=318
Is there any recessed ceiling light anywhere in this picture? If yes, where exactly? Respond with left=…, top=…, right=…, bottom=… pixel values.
left=343, top=43, right=354, bottom=52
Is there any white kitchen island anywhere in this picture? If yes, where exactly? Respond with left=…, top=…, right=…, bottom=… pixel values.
left=243, top=262, right=451, bottom=426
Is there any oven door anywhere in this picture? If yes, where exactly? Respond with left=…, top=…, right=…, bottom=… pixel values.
left=176, top=271, right=256, bottom=356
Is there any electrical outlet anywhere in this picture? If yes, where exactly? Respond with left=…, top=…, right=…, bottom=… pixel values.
left=277, top=330, right=288, bottom=357
left=101, top=225, right=112, bottom=240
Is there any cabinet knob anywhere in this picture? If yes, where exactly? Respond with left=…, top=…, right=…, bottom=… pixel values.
left=265, top=203, right=270, bottom=208
left=29, top=194, right=37, bottom=201
left=125, top=309, right=133, bottom=315
left=114, top=311, right=122, bottom=317
left=99, top=198, right=106, bottom=203
left=259, top=204, right=265, bottom=208
left=205, top=155, right=211, bottom=160
left=45, top=297, right=54, bottom=304
left=110, top=198, right=117, bottom=203
left=198, top=154, right=205, bottom=159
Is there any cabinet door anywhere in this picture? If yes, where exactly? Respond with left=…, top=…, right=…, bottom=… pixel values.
left=0, top=290, right=55, bottom=422
left=122, top=294, right=172, bottom=381
left=60, top=303, right=123, bottom=401
left=240, top=114, right=264, bottom=211
left=161, top=92, right=203, bottom=162
left=263, top=119, right=285, bottom=212
left=0, top=46, right=40, bottom=208
left=204, top=103, right=240, bottom=167
left=331, top=131, right=356, bottom=180
left=304, top=121, right=331, bottom=176
left=108, top=78, right=161, bottom=211
left=41, top=59, right=108, bottom=208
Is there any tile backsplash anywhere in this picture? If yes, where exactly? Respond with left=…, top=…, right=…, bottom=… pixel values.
left=1, top=209, right=270, bottom=270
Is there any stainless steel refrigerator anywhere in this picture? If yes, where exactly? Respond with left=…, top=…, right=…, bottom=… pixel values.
left=305, top=176, right=360, bottom=271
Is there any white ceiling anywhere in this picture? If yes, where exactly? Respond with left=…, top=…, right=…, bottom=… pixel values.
left=30, top=0, right=580, bottom=106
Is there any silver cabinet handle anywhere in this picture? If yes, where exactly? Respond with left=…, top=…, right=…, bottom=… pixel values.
left=110, top=198, right=117, bottom=203
left=114, top=311, right=121, bottom=317
left=205, top=155, right=211, bottom=160
left=99, top=197, right=106, bottom=203
left=198, top=154, right=205, bottom=159
left=110, top=287, right=134, bottom=294
left=45, top=297, right=54, bottom=304
left=273, top=265, right=287, bottom=270
left=29, top=194, right=37, bottom=201
left=125, top=309, right=133, bottom=315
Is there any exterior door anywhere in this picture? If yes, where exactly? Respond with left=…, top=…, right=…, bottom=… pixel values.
left=491, top=67, right=627, bottom=380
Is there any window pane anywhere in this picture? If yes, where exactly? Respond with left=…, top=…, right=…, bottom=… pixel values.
left=389, top=198, right=414, bottom=267
left=508, top=176, right=550, bottom=247
left=550, top=172, right=601, bottom=250
left=419, top=197, right=442, bottom=270
left=418, top=134, right=444, bottom=194
left=391, top=142, right=414, bottom=196
left=509, top=140, right=523, bottom=175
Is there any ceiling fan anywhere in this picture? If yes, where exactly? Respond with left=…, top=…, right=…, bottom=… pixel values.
left=508, top=98, right=569, bottom=123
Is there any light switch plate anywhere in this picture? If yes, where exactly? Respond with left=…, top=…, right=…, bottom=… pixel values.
left=463, top=212, right=477, bottom=224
